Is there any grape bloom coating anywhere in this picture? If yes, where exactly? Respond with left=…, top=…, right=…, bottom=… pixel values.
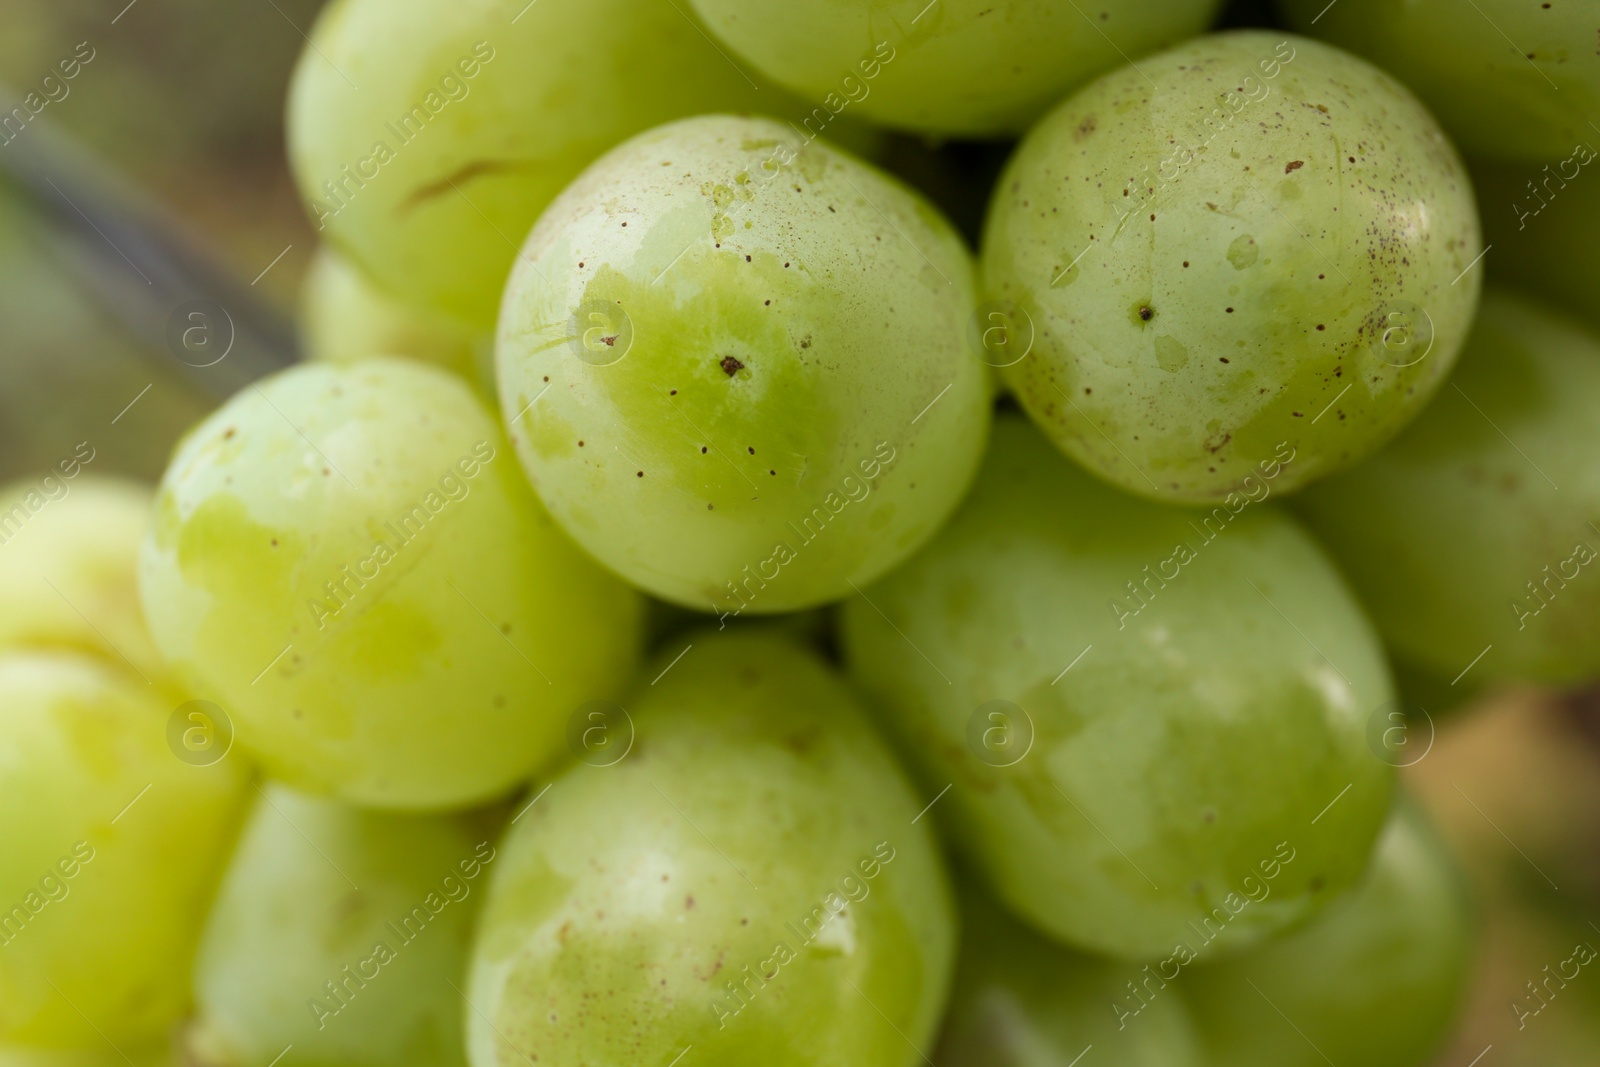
left=497, top=114, right=989, bottom=615
left=982, top=31, right=1481, bottom=503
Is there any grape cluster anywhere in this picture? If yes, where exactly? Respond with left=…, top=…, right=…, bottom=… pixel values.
left=7, top=1, right=1598, bottom=1065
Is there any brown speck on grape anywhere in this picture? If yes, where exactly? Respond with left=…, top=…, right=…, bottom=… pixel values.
left=1285, top=160, right=1304, bottom=173
left=720, top=355, right=745, bottom=376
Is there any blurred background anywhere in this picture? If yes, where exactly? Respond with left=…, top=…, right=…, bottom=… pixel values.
left=2, top=1, right=1598, bottom=1063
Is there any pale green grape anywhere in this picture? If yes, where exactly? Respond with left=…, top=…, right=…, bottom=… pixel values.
left=498, top=114, right=989, bottom=614
left=1280, top=0, right=1600, bottom=162
left=1184, top=799, right=1472, bottom=1067
left=0, top=651, right=249, bottom=1047
left=1295, top=289, right=1600, bottom=687
left=687, top=0, right=1222, bottom=137
left=289, top=0, right=812, bottom=326
left=982, top=31, right=1481, bottom=504
left=189, top=785, right=500, bottom=1067
left=936, top=881, right=1203, bottom=1067
left=1470, top=155, right=1600, bottom=333
left=137, top=359, right=644, bottom=809
left=302, top=247, right=489, bottom=388
left=0, top=476, right=166, bottom=683
left=465, top=631, right=954, bottom=1067
left=840, top=415, right=1395, bottom=961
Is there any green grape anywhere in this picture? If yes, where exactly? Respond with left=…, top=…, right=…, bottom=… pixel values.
left=1295, top=288, right=1600, bottom=688
left=0, top=651, right=249, bottom=1047
left=497, top=114, right=989, bottom=615
left=0, top=476, right=166, bottom=683
left=936, top=881, right=1203, bottom=1067
left=289, top=0, right=797, bottom=326
left=1470, top=155, right=1600, bottom=333
left=1280, top=0, right=1600, bottom=162
left=1184, top=799, right=1472, bottom=1067
left=981, top=31, right=1481, bottom=504
left=137, top=359, right=644, bottom=809
left=840, top=414, right=1395, bottom=961
left=687, top=0, right=1222, bottom=137
left=302, top=247, right=489, bottom=388
left=189, top=785, right=500, bottom=1067
left=465, top=631, right=954, bottom=1067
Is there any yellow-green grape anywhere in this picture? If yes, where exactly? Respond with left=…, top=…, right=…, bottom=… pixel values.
left=465, top=632, right=955, bottom=1067
left=302, top=247, right=488, bottom=387
left=1296, top=289, right=1600, bottom=688
left=498, top=114, right=989, bottom=615
left=936, top=881, right=1203, bottom=1067
left=686, top=0, right=1222, bottom=137
left=1184, top=799, right=1472, bottom=1067
left=189, top=785, right=499, bottom=1067
left=1280, top=0, right=1600, bottom=162
left=1471, top=155, right=1600, bottom=333
left=0, top=652, right=249, bottom=1047
left=0, top=476, right=165, bottom=682
left=840, top=415, right=1395, bottom=961
left=289, top=0, right=785, bottom=327
left=138, top=359, right=643, bottom=809
left=982, top=31, right=1481, bottom=504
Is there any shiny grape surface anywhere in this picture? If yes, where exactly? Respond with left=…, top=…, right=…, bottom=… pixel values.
left=841, top=415, right=1395, bottom=960
left=498, top=114, right=989, bottom=615
left=982, top=31, right=1481, bottom=503
left=138, top=359, right=643, bottom=808
left=465, top=632, right=955, bottom=1067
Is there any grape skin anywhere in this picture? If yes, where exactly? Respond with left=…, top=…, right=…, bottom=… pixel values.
left=0, top=652, right=249, bottom=1047
left=497, top=114, right=989, bottom=615
left=686, top=0, right=1223, bottom=137
left=1184, top=800, right=1472, bottom=1067
left=1295, top=289, right=1600, bottom=687
left=465, top=632, right=955, bottom=1067
left=138, top=359, right=644, bottom=809
left=189, top=785, right=497, bottom=1067
left=840, top=415, right=1395, bottom=961
left=982, top=31, right=1481, bottom=503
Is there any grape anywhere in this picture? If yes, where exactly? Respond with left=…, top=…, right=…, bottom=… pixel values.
left=981, top=31, right=1481, bottom=504
left=137, top=359, right=644, bottom=809
left=1184, top=799, right=1471, bottom=1067
left=497, top=114, right=989, bottom=615
left=465, top=631, right=954, bottom=1067
left=686, top=0, right=1222, bottom=137
left=189, top=785, right=499, bottom=1067
left=289, top=0, right=806, bottom=326
left=1470, top=155, right=1600, bottom=333
left=0, top=476, right=166, bottom=684
left=1280, top=0, right=1600, bottom=162
left=302, top=247, right=489, bottom=388
left=839, top=414, right=1395, bottom=961
left=0, top=651, right=249, bottom=1047
left=936, top=881, right=1203, bottom=1067
left=1295, top=289, right=1600, bottom=688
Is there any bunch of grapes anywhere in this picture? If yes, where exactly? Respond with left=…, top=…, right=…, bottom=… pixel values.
left=7, top=1, right=1600, bottom=1065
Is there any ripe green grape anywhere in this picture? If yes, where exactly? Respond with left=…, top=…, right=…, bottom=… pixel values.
left=982, top=31, right=1481, bottom=504
left=1280, top=0, right=1600, bottom=162
left=189, top=785, right=499, bottom=1067
left=936, top=881, right=1203, bottom=1067
left=465, top=631, right=954, bottom=1067
left=1295, top=289, right=1600, bottom=688
left=1470, top=155, right=1600, bottom=333
left=289, top=0, right=800, bottom=326
left=138, top=359, right=644, bottom=809
left=840, top=415, right=1395, bottom=961
left=0, top=651, right=249, bottom=1047
left=1184, top=799, right=1471, bottom=1067
left=302, top=247, right=489, bottom=388
left=497, top=114, right=989, bottom=615
left=0, top=476, right=166, bottom=683
left=686, top=0, right=1222, bottom=137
